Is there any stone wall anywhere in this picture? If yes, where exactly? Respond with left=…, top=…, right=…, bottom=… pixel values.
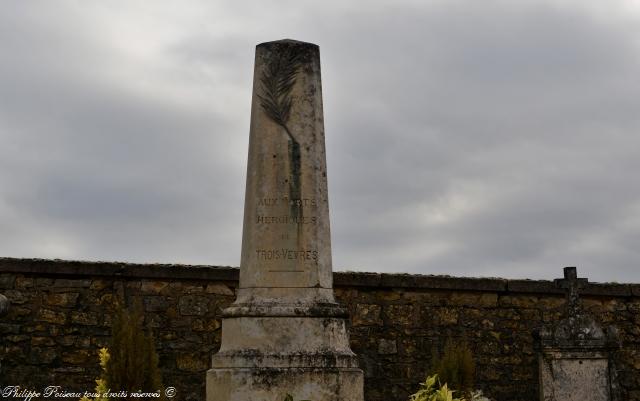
left=0, top=258, right=638, bottom=401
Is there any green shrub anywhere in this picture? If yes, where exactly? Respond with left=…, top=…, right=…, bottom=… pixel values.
left=430, top=338, right=475, bottom=397
left=105, top=300, right=164, bottom=397
left=81, top=301, right=164, bottom=400
left=409, top=374, right=465, bottom=401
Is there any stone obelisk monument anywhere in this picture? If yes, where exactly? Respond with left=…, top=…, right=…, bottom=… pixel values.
left=206, top=40, right=364, bottom=401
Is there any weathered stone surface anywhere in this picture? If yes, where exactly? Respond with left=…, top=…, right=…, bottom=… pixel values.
left=0, top=274, right=15, bottom=289
left=192, top=318, right=221, bottom=332
left=206, top=283, right=234, bottom=296
left=62, top=349, right=91, bottom=364
left=6, top=334, right=30, bottom=342
left=177, top=353, right=209, bottom=372
left=144, top=296, right=170, bottom=312
left=179, top=295, right=209, bottom=316
left=435, top=308, right=459, bottom=325
left=5, top=289, right=28, bottom=304
left=207, top=368, right=364, bottom=401
left=208, top=39, right=363, bottom=401
left=15, top=277, right=35, bottom=289
left=31, top=336, right=56, bottom=346
left=384, top=304, right=416, bottom=326
left=53, top=278, right=91, bottom=288
left=29, top=347, right=58, bottom=364
left=378, top=339, right=397, bottom=355
left=45, top=293, right=79, bottom=307
left=141, top=280, right=170, bottom=294
left=353, top=304, right=383, bottom=326
left=540, top=357, right=611, bottom=401
left=71, top=311, right=99, bottom=325
left=236, top=39, right=333, bottom=299
left=90, top=279, right=111, bottom=291
left=7, top=305, right=30, bottom=317
left=0, top=293, right=10, bottom=316
left=36, top=308, right=67, bottom=324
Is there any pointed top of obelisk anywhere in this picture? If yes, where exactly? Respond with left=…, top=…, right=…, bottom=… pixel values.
left=257, top=38, right=318, bottom=48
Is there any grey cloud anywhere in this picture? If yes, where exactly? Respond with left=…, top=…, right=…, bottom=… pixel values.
left=1, top=1, right=639, bottom=282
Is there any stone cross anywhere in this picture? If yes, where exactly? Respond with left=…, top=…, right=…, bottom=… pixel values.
left=554, top=266, right=588, bottom=316
left=539, top=267, right=619, bottom=401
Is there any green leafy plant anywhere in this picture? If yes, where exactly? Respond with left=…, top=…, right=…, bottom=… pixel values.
left=80, top=347, right=110, bottom=401
left=409, top=374, right=464, bottom=401
left=430, top=338, right=475, bottom=397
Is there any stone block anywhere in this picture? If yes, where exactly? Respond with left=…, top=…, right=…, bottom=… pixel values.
left=53, top=279, right=91, bottom=288
left=192, top=318, right=221, bottom=332
left=207, top=367, right=363, bottom=401
left=15, top=277, right=34, bottom=289
left=0, top=274, right=15, bottom=289
left=177, top=353, right=209, bottom=372
left=141, top=280, right=170, bottom=294
left=498, top=295, right=539, bottom=308
left=36, top=308, right=67, bottom=324
left=378, top=339, right=397, bottom=355
left=45, top=293, right=79, bottom=307
left=178, top=295, right=209, bottom=316
left=205, top=283, right=234, bottom=296
left=56, top=336, right=77, bottom=346
left=90, top=279, right=111, bottom=291
left=435, top=308, right=459, bottom=325
left=29, top=347, right=58, bottom=364
left=31, top=337, right=55, bottom=346
left=62, top=349, right=91, bottom=364
left=353, top=304, right=383, bottom=326
left=539, top=357, right=612, bottom=401
left=5, top=289, right=29, bottom=304
left=6, top=334, right=30, bottom=342
left=8, top=306, right=32, bottom=318
left=71, top=311, right=99, bottom=326
left=444, top=291, right=498, bottom=307
left=91, top=336, right=110, bottom=348
left=384, top=304, right=416, bottom=326
left=35, top=278, right=54, bottom=287
left=143, top=296, right=170, bottom=312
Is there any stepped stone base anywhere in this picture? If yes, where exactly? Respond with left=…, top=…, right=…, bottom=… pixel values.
left=206, top=367, right=364, bottom=401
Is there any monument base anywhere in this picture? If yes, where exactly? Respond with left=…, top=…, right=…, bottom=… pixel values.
left=206, top=367, right=364, bottom=401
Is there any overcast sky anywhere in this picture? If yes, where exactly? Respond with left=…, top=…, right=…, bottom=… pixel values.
left=1, top=0, right=639, bottom=282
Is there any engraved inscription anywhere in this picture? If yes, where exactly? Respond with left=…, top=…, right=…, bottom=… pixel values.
left=256, top=215, right=317, bottom=224
left=257, top=198, right=279, bottom=206
left=256, top=249, right=319, bottom=261
left=257, top=197, right=318, bottom=207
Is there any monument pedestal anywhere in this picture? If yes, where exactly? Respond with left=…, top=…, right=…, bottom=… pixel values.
left=207, top=306, right=363, bottom=401
left=208, top=368, right=363, bottom=401
left=206, top=39, right=363, bottom=401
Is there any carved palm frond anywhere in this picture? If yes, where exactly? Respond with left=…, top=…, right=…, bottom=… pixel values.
left=257, top=48, right=302, bottom=141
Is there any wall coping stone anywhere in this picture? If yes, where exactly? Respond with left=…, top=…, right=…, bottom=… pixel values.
left=0, top=257, right=637, bottom=297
